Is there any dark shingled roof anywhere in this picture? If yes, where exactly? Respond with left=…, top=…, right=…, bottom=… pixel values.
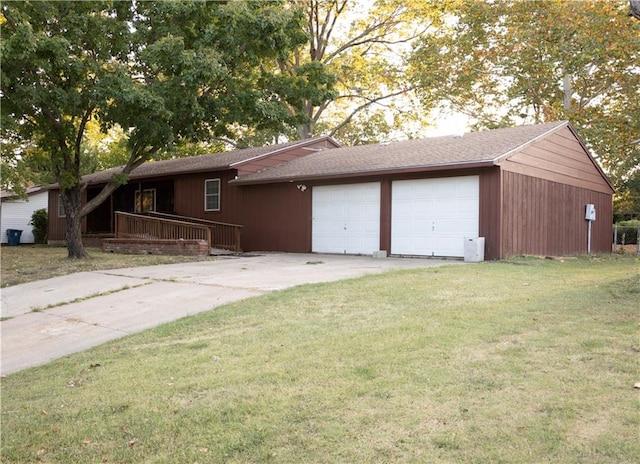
left=233, top=121, right=569, bottom=184
left=73, top=121, right=570, bottom=188
left=77, top=137, right=332, bottom=186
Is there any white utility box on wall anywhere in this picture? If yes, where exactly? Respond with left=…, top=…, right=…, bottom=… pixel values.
left=463, top=237, right=485, bottom=262
left=585, top=204, right=596, bottom=221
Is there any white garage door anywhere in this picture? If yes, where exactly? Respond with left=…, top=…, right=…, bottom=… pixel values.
left=392, top=176, right=479, bottom=257
left=312, top=183, right=380, bottom=255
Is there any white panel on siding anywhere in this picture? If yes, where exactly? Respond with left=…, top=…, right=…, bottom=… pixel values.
left=312, top=183, right=380, bottom=255
left=391, top=176, right=479, bottom=257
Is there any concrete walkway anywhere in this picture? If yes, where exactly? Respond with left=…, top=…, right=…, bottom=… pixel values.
left=1, top=253, right=461, bottom=375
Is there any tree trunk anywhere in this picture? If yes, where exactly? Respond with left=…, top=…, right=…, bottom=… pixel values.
left=562, top=74, right=573, bottom=112
left=61, top=188, right=89, bottom=259
left=297, top=122, right=313, bottom=140
left=65, top=213, right=88, bottom=259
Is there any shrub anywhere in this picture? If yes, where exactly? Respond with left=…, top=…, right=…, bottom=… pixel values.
left=29, top=208, right=48, bottom=244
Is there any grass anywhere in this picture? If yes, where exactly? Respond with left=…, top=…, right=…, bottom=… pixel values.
left=0, top=245, right=215, bottom=287
left=1, top=255, right=639, bottom=463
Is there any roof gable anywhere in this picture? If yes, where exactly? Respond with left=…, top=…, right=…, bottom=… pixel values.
left=497, top=124, right=614, bottom=194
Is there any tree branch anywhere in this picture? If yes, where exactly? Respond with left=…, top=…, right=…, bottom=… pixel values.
left=328, top=86, right=414, bottom=137
left=75, top=107, right=95, bottom=175
left=79, top=144, right=158, bottom=217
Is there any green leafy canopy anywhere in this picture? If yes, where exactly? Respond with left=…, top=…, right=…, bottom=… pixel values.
left=1, top=0, right=335, bottom=257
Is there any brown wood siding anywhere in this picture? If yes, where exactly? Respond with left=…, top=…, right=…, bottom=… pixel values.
left=173, top=171, right=242, bottom=225
left=501, top=171, right=612, bottom=257
left=48, top=189, right=65, bottom=242
left=499, top=127, right=614, bottom=195
left=47, top=189, right=89, bottom=242
left=380, top=180, right=392, bottom=252
left=237, top=183, right=312, bottom=252
left=479, top=167, right=502, bottom=260
left=172, top=173, right=312, bottom=252
left=236, top=168, right=499, bottom=256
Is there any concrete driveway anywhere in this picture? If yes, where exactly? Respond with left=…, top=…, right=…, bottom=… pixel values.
left=1, top=253, right=461, bottom=375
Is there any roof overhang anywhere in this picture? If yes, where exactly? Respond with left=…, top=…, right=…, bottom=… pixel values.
left=231, top=160, right=496, bottom=186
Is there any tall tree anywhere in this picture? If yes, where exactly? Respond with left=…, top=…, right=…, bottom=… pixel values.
left=266, top=0, right=441, bottom=145
left=409, top=0, right=640, bottom=215
left=1, top=0, right=332, bottom=258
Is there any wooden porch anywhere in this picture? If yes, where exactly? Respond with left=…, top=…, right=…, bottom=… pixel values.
left=113, top=211, right=243, bottom=254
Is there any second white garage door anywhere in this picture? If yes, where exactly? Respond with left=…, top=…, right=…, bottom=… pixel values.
left=391, top=176, right=479, bottom=257
left=312, top=183, right=380, bottom=255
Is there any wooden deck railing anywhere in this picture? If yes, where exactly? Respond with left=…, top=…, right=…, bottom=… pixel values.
left=147, top=212, right=243, bottom=252
left=114, top=211, right=243, bottom=252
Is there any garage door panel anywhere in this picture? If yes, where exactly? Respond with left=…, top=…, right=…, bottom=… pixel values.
left=346, top=204, right=376, bottom=219
left=315, top=221, right=341, bottom=234
left=415, top=201, right=436, bottom=216
left=436, top=218, right=476, bottom=235
left=393, top=200, right=419, bottom=216
left=430, top=237, right=463, bottom=256
left=412, top=218, right=432, bottom=229
left=313, top=204, right=335, bottom=219
left=456, top=201, right=478, bottom=215
left=392, top=176, right=479, bottom=257
left=312, top=183, right=380, bottom=255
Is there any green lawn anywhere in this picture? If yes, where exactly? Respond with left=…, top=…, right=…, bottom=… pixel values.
left=0, top=245, right=215, bottom=287
left=1, top=255, right=639, bottom=463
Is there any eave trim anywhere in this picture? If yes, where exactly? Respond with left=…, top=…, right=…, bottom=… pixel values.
left=231, top=160, right=496, bottom=186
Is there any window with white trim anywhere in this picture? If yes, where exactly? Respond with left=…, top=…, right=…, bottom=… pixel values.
left=205, top=179, right=221, bottom=211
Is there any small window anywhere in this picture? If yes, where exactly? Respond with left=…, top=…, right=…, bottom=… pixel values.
left=205, top=179, right=220, bottom=211
left=134, top=189, right=156, bottom=213
left=58, top=195, right=65, bottom=217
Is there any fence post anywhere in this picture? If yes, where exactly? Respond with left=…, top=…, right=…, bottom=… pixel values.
left=613, top=225, right=617, bottom=253
left=637, top=226, right=640, bottom=256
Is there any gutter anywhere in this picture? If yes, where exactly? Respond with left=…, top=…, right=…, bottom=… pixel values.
left=230, top=160, right=497, bottom=186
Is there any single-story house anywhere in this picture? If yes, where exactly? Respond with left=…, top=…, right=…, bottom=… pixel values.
left=47, top=120, right=614, bottom=259
left=1, top=186, right=48, bottom=244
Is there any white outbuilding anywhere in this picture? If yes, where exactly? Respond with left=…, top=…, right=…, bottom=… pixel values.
left=1, top=187, right=48, bottom=244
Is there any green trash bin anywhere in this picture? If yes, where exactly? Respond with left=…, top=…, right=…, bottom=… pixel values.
left=6, top=229, right=23, bottom=246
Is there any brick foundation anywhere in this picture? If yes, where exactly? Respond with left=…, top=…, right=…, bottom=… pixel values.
left=102, top=238, right=209, bottom=256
